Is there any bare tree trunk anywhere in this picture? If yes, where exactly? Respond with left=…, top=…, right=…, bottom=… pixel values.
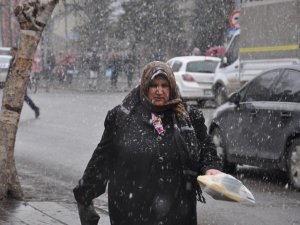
left=0, top=0, right=59, bottom=200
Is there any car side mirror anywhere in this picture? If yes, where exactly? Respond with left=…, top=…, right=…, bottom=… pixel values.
left=220, top=57, right=228, bottom=68
left=228, top=92, right=241, bottom=105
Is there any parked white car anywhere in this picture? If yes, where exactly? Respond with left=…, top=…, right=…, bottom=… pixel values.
left=212, top=30, right=240, bottom=106
left=166, top=56, right=220, bottom=106
left=0, top=47, right=12, bottom=88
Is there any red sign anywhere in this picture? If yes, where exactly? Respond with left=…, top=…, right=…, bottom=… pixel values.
left=229, top=10, right=240, bottom=29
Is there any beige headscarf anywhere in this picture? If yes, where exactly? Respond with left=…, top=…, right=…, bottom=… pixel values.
left=140, top=61, right=178, bottom=102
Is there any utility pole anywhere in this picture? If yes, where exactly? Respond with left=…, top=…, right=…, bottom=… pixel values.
left=0, top=0, right=19, bottom=47
left=0, top=1, right=12, bottom=47
left=64, top=0, right=68, bottom=52
left=0, top=3, right=3, bottom=46
left=8, top=0, right=12, bottom=47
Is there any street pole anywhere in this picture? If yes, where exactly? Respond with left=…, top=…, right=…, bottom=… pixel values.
left=64, top=1, right=68, bottom=52
left=7, top=0, right=12, bottom=47
left=0, top=1, right=11, bottom=47
left=0, top=3, right=3, bottom=46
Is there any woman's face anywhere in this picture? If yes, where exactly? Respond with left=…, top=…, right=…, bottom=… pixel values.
left=147, top=75, right=170, bottom=106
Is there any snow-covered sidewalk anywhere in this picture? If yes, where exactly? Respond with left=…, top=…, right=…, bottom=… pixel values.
left=0, top=200, right=110, bottom=225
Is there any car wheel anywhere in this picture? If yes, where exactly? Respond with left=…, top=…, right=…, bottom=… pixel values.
left=215, top=86, right=227, bottom=106
left=287, top=139, right=300, bottom=191
left=211, top=127, right=236, bottom=173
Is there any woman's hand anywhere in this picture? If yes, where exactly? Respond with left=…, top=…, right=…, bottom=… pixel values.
left=77, top=203, right=100, bottom=225
left=205, top=169, right=222, bottom=175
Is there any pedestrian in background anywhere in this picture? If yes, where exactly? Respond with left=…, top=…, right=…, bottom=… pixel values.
left=65, top=52, right=76, bottom=84
left=73, top=61, right=221, bottom=225
left=45, top=51, right=56, bottom=92
left=64, top=50, right=76, bottom=85
left=108, top=52, right=122, bottom=88
left=87, top=52, right=100, bottom=90
left=123, top=51, right=136, bottom=89
left=8, top=47, right=40, bottom=118
left=55, top=51, right=66, bottom=83
left=192, top=47, right=201, bottom=56
left=30, top=50, right=42, bottom=93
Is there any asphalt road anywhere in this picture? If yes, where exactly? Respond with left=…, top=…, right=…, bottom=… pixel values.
left=1, top=90, right=300, bottom=225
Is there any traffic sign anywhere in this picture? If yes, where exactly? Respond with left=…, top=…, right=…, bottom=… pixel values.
left=229, top=10, right=240, bottom=30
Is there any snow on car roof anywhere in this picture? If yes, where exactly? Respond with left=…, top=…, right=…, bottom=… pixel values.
left=167, top=56, right=221, bottom=63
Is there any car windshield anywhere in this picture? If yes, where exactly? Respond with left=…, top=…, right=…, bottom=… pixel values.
left=186, top=60, right=219, bottom=73
left=0, top=49, right=11, bottom=56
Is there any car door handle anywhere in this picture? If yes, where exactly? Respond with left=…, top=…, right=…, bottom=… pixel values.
left=280, top=112, right=292, bottom=118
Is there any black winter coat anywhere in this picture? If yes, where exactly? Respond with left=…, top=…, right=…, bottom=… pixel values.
left=74, top=103, right=220, bottom=225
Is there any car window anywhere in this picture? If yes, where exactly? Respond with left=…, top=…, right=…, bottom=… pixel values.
left=241, top=69, right=281, bottom=102
left=171, top=61, right=182, bottom=72
left=225, top=34, right=239, bottom=66
left=273, top=69, right=300, bottom=103
left=186, top=60, right=219, bottom=73
left=0, top=48, right=10, bottom=56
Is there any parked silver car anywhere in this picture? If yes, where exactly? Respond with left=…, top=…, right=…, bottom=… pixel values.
left=166, top=56, right=220, bottom=107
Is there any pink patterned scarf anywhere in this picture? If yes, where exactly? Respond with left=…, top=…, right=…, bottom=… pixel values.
left=150, top=113, right=165, bottom=135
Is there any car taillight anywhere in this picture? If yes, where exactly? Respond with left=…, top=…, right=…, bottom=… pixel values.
left=182, top=74, right=195, bottom=82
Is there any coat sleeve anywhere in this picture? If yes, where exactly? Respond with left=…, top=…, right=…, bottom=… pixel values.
left=188, top=106, right=221, bottom=175
left=73, top=107, right=118, bottom=206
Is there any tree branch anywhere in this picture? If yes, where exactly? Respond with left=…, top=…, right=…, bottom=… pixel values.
left=14, top=0, right=60, bottom=31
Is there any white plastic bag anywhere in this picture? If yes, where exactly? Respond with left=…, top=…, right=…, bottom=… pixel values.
left=197, top=173, right=255, bottom=204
